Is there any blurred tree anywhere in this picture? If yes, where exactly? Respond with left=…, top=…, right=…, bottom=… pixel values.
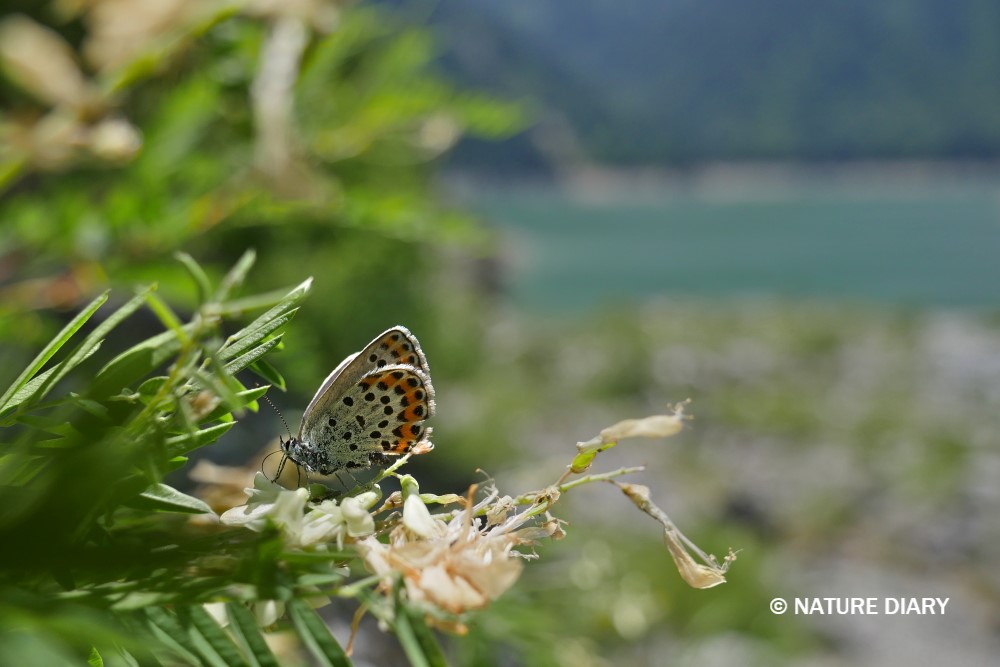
left=0, top=0, right=523, bottom=407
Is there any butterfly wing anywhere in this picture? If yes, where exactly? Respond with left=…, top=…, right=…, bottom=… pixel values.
left=299, top=325, right=432, bottom=429
left=299, top=365, right=435, bottom=472
left=295, top=326, right=435, bottom=474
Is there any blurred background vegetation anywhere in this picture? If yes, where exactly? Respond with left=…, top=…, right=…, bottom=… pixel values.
left=2, top=0, right=999, bottom=665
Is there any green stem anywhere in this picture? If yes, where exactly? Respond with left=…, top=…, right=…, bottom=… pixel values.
left=510, top=465, right=646, bottom=509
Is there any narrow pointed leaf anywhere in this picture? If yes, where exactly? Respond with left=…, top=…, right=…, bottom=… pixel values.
left=145, top=292, right=189, bottom=343
left=218, top=285, right=309, bottom=317
left=165, top=422, right=236, bottom=457
left=92, top=324, right=196, bottom=397
left=393, top=605, right=436, bottom=667
left=0, top=290, right=108, bottom=411
left=287, top=598, right=353, bottom=667
left=176, top=252, right=213, bottom=305
left=215, top=249, right=257, bottom=303
left=0, top=342, right=100, bottom=417
left=182, top=605, right=251, bottom=667
left=191, top=368, right=240, bottom=416
left=144, top=608, right=201, bottom=666
left=219, top=278, right=311, bottom=358
left=224, top=338, right=282, bottom=375
left=217, top=314, right=293, bottom=362
left=201, top=386, right=269, bottom=422
left=31, top=287, right=154, bottom=405
left=225, top=602, right=280, bottom=667
left=248, top=359, right=285, bottom=392
left=400, top=606, right=449, bottom=667
left=128, top=483, right=215, bottom=515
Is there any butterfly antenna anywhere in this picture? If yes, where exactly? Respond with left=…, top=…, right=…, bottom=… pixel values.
left=255, top=386, right=293, bottom=483
left=260, top=390, right=293, bottom=442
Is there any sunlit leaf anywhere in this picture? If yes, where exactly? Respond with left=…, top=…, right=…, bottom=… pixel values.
left=225, top=602, right=280, bottom=667
left=287, top=598, right=353, bottom=667
left=224, top=338, right=283, bottom=376
left=128, top=483, right=215, bottom=515
left=215, top=249, right=257, bottom=304
left=165, top=422, right=236, bottom=457
left=0, top=290, right=108, bottom=412
left=180, top=605, right=251, bottom=667
left=217, top=315, right=293, bottom=363
left=248, top=359, right=285, bottom=392
left=175, top=252, right=213, bottom=305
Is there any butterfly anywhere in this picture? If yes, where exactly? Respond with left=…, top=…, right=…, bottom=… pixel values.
left=278, top=326, right=435, bottom=477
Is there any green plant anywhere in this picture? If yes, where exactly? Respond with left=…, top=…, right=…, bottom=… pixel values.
left=0, top=251, right=303, bottom=663
left=0, top=250, right=733, bottom=666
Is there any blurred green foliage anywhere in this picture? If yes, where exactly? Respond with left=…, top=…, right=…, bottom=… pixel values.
left=0, top=1, right=522, bottom=398
left=0, top=2, right=526, bottom=664
left=0, top=251, right=337, bottom=665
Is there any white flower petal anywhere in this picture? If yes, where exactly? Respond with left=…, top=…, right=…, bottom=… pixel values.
left=340, top=495, right=375, bottom=537
left=402, top=495, right=443, bottom=539
left=418, top=565, right=486, bottom=613
left=254, top=600, right=284, bottom=627
left=203, top=602, right=228, bottom=628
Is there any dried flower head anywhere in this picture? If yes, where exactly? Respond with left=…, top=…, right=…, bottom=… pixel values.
left=357, top=484, right=552, bottom=616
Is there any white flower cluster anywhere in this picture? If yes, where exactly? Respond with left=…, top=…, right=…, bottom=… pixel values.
left=220, top=472, right=377, bottom=550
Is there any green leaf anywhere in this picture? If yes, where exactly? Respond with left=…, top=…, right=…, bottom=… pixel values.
left=165, top=456, right=189, bottom=473
left=91, top=325, right=195, bottom=398
left=218, top=277, right=311, bottom=360
left=200, top=386, right=269, bottom=422
left=30, top=286, right=155, bottom=406
left=295, top=573, right=347, bottom=588
left=215, top=249, right=257, bottom=303
left=165, top=422, right=236, bottom=457
left=191, top=368, right=241, bottom=416
left=181, top=605, right=251, bottom=667
left=399, top=606, right=449, bottom=667
left=225, top=602, right=280, bottom=667
left=217, top=313, right=294, bottom=363
left=224, top=338, right=283, bottom=375
left=137, top=376, right=170, bottom=402
left=569, top=450, right=598, bottom=474
left=249, top=359, right=286, bottom=392
left=209, top=354, right=250, bottom=410
left=0, top=290, right=108, bottom=412
left=16, top=414, right=78, bottom=436
left=128, top=483, right=215, bottom=515
left=0, top=342, right=100, bottom=419
left=87, top=646, right=104, bottom=667
left=176, top=252, right=213, bottom=305
left=145, top=291, right=190, bottom=344
left=144, top=608, right=202, bottom=666
left=287, top=598, right=353, bottom=667
left=393, top=605, right=441, bottom=667
left=217, top=285, right=310, bottom=317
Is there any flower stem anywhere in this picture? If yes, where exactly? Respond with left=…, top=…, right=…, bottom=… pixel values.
left=514, top=465, right=646, bottom=506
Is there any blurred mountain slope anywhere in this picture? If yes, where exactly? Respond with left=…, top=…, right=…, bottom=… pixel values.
left=388, top=0, right=1000, bottom=168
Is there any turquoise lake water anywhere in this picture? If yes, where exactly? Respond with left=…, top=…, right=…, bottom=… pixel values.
left=467, top=182, right=1000, bottom=312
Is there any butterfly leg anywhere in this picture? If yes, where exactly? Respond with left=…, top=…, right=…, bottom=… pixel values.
left=273, top=452, right=288, bottom=482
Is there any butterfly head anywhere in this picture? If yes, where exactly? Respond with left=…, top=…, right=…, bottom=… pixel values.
left=280, top=436, right=308, bottom=466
